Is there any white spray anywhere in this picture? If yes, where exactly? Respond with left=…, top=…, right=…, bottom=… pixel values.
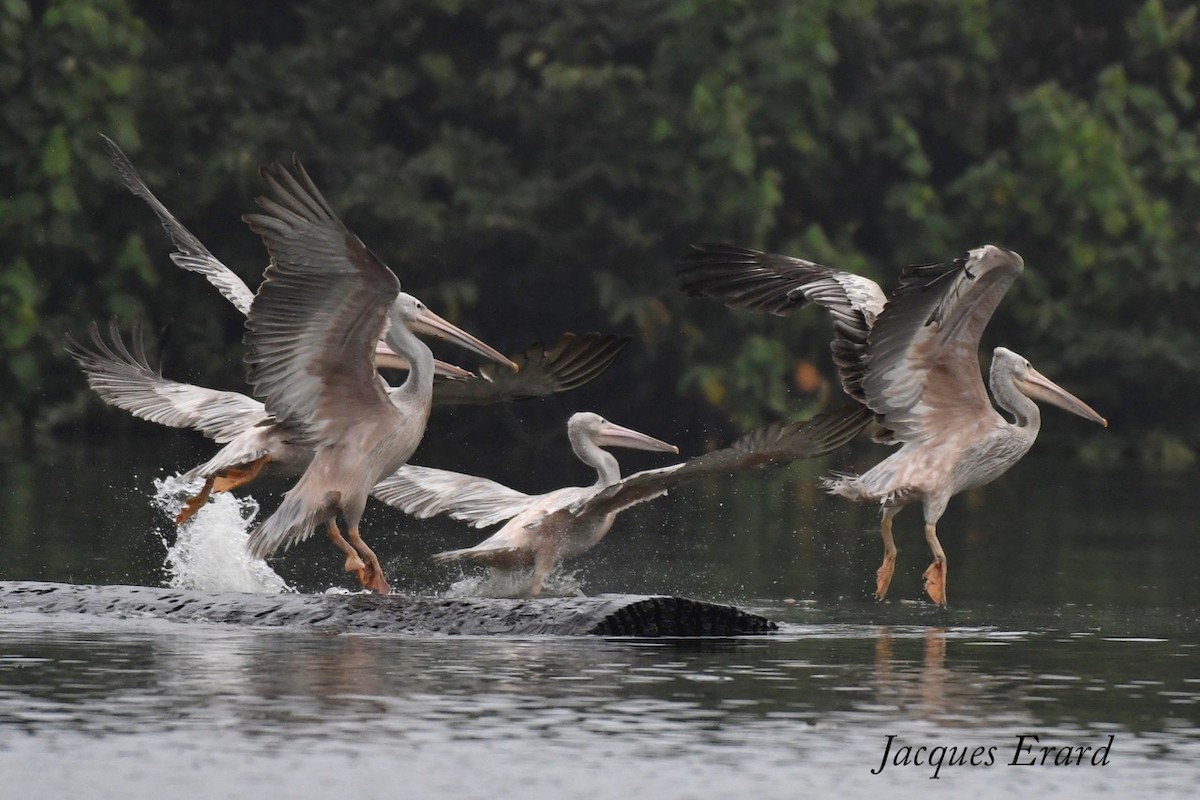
left=151, top=473, right=292, bottom=594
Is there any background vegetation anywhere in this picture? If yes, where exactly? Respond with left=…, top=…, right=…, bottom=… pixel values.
left=3, top=0, right=1197, bottom=469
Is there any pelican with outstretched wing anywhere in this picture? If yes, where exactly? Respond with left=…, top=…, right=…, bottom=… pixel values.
left=236, top=157, right=518, bottom=593
left=679, top=243, right=1107, bottom=606
left=372, top=406, right=868, bottom=596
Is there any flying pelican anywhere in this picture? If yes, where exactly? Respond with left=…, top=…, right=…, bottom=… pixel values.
left=678, top=243, right=1107, bottom=606
left=372, top=406, right=869, bottom=596
left=239, top=157, right=518, bottom=594
left=96, top=135, right=629, bottom=521
left=68, top=322, right=629, bottom=524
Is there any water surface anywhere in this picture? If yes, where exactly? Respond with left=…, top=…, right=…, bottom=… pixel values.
left=1, top=434, right=1197, bottom=798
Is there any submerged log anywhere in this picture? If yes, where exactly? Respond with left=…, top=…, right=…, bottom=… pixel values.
left=0, top=581, right=776, bottom=636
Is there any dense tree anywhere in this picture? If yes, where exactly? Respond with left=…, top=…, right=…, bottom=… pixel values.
left=2, top=0, right=1196, bottom=468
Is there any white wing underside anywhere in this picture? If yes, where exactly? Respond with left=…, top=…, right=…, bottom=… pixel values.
left=67, top=321, right=267, bottom=444
left=371, top=464, right=536, bottom=529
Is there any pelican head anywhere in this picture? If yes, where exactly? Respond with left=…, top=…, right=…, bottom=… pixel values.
left=991, top=347, right=1107, bottom=427
left=385, top=293, right=519, bottom=372
left=568, top=412, right=679, bottom=454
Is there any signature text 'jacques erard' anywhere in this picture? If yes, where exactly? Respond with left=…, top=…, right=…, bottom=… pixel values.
left=871, top=733, right=1115, bottom=779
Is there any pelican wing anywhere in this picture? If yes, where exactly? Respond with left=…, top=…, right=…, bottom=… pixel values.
left=243, top=159, right=401, bottom=445
left=101, top=135, right=256, bottom=317
left=862, top=247, right=1024, bottom=443
left=67, top=319, right=266, bottom=443
left=571, top=405, right=872, bottom=518
left=677, top=243, right=886, bottom=404
left=432, top=332, right=631, bottom=406
left=372, top=465, right=535, bottom=529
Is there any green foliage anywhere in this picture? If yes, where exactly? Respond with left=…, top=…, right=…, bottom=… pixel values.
left=0, top=0, right=147, bottom=430
left=4, top=0, right=1197, bottom=469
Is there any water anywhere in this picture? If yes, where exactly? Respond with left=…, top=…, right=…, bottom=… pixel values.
left=1, top=433, right=1198, bottom=798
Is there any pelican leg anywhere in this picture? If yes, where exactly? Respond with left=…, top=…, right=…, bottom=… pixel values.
left=875, top=506, right=900, bottom=601
left=921, top=522, right=948, bottom=608
left=211, top=454, right=271, bottom=493
left=175, top=475, right=216, bottom=526
left=347, top=527, right=391, bottom=595
left=526, top=548, right=556, bottom=598
left=175, top=455, right=272, bottom=526
left=326, top=520, right=367, bottom=583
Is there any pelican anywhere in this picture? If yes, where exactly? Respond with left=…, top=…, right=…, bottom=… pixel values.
left=678, top=243, right=1107, bottom=606
left=68, top=322, right=628, bottom=524
left=97, top=135, right=628, bottom=521
left=372, top=406, right=868, bottom=596
left=238, top=157, right=518, bottom=594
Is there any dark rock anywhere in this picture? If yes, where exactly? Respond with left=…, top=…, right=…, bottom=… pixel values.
left=0, top=581, right=776, bottom=636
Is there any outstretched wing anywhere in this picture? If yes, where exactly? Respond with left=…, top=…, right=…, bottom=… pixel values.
left=677, top=243, right=886, bottom=405
left=571, top=405, right=872, bottom=519
left=432, top=332, right=630, bottom=406
left=66, top=318, right=265, bottom=443
left=243, top=159, right=401, bottom=445
left=372, top=465, right=535, bottom=529
left=100, top=134, right=256, bottom=317
left=863, top=245, right=1024, bottom=444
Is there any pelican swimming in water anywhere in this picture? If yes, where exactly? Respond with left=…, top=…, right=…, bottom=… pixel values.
left=95, top=135, right=628, bottom=522
left=237, top=157, right=518, bottom=594
left=68, top=322, right=628, bottom=524
left=372, top=406, right=868, bottom=596
left=678, top=243, right=1107, bottom=606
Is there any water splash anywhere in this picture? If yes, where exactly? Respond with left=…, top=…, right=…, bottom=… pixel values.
left=151, top=473, right=292, bottom=594
left=441, top=567, right=585, bottom=599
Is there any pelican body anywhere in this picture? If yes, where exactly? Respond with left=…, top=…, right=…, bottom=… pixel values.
left=239, top=158, right=518, bottom=593
left=679, top=244, right=1107, bottom=606
left=377, top=413, right=677, bottom=596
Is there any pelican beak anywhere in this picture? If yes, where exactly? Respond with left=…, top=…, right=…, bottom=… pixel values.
left=1018, top=367, right=1108, bottom=427
left=408, top=308, right=520, bottom=373
left=374, top=341, right=476, bottom=379
left=594, top=420, right=679, bottom=454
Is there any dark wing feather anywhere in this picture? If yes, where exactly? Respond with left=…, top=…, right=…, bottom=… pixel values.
left=571, top=405, right=871, bottom=519
left=432, top=333, right=630, bottom=406
left=677, top=243, right=886, bottom=405
left=243, top=159, right=401, bottom=445
left=862, top=247, right=1024, bottom=443
left=66, top=318, right=265, bottom=442
left=100, top=134, right=256, bottom=316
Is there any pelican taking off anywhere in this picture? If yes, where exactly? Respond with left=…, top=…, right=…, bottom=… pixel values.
left=372, top=406, right=868, bottom=596
left=240, top=158, right=518, bottom=594
left=678, top=243, right=1107, bottom=606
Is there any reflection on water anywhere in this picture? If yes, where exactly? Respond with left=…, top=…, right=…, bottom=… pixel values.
left=2, top=435, right=1198, bottom=797
left=0, top=609, right=1196, bottom=798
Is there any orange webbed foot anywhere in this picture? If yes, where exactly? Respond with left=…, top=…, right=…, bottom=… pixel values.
left=922, top=559, right=947, bottom=608
left=362, top=564, right=391, bottom=595
left=175, top=476, right=216, bottom=526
